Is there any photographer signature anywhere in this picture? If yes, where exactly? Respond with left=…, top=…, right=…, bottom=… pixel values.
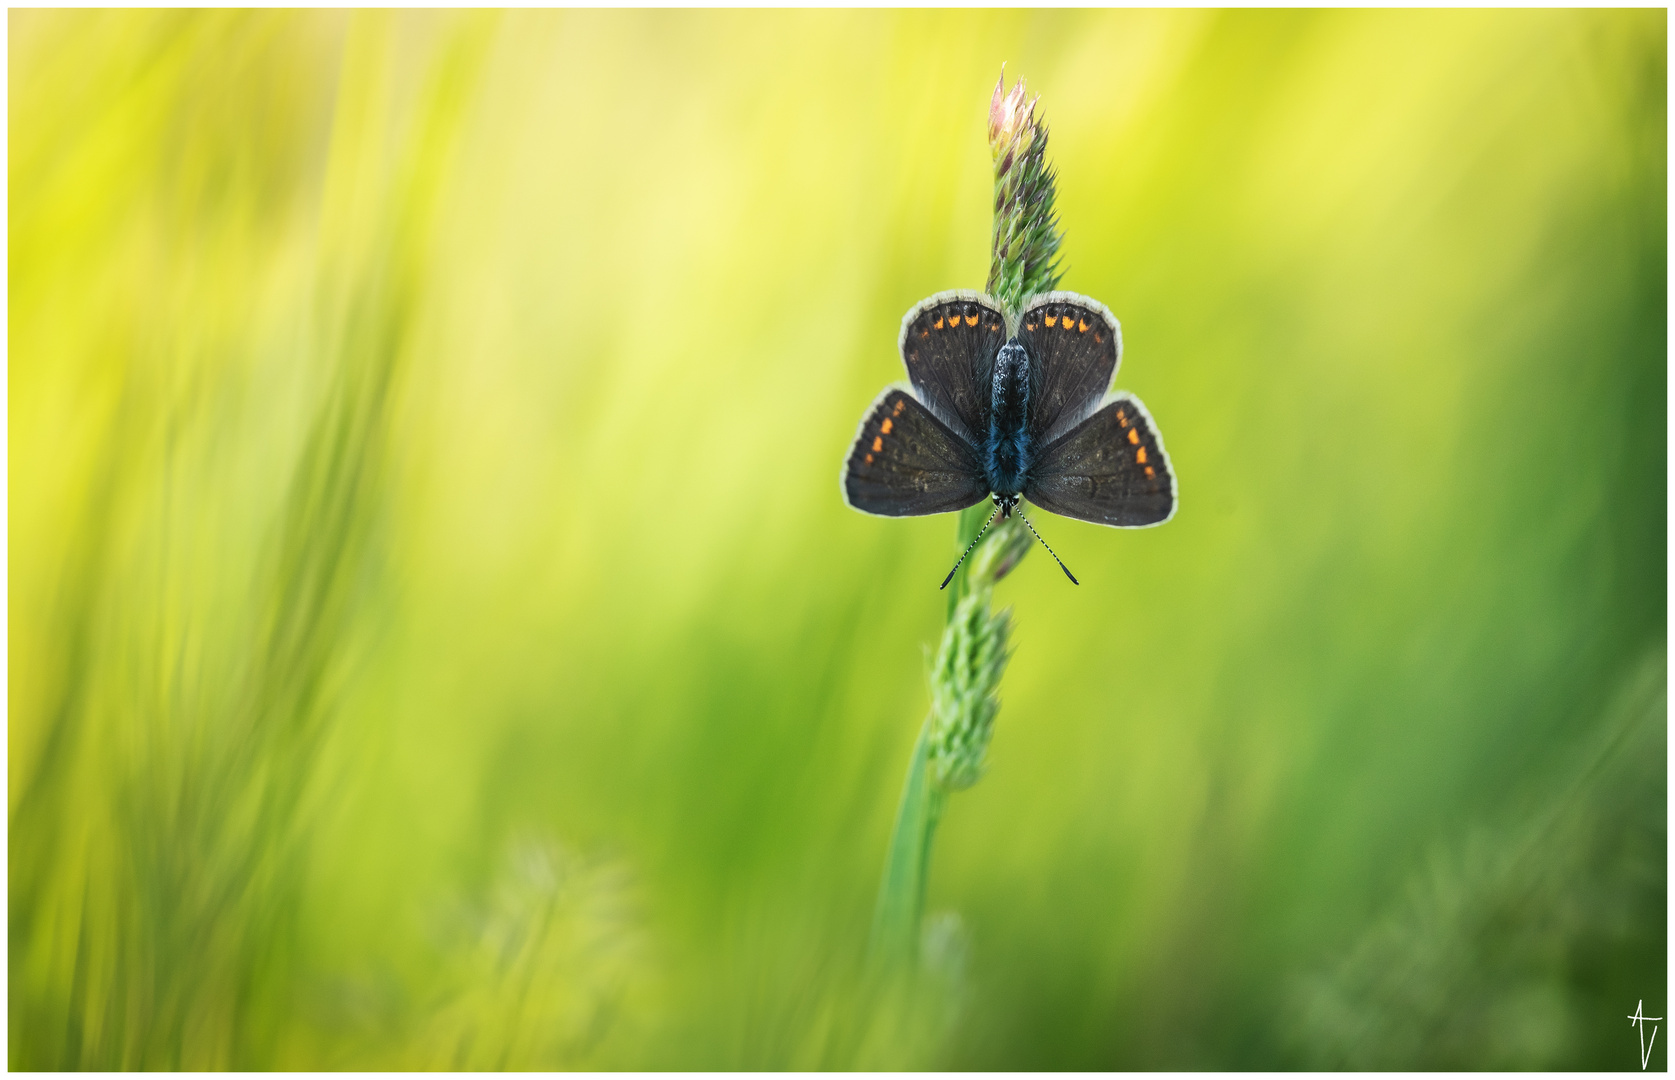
left=1629, top=1000, right=1661, bottom=1070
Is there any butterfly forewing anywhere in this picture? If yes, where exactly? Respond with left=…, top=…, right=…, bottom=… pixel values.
left=899, top=292, right=1007, bottom=445
left=1016, top=293, right=1120, bottom=445
left=843, top=388, right=989, bottom=517
left=1024, top=393, right=1175, bottom=527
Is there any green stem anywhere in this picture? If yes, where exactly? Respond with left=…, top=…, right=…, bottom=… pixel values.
left=871, top=504, right=988, bottom=966
left=872, top=717, right=941, bottom=964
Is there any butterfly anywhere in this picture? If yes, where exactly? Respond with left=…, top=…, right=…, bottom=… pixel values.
left=842, top=289, right=1176, bottom=587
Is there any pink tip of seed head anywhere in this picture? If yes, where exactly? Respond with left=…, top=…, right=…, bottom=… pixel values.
left=989, top=69, right=1035, bottom=150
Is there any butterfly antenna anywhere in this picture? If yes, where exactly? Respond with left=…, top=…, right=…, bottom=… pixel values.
left=939, top=505, right=1002, bottom=590
left=1017, top=510, right=1079, bottom=585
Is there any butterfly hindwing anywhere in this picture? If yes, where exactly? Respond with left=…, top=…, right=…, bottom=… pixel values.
left=842, top=387, right=989, bottom=517
left=899, top=291, right=1007, bottom=445
left=1024, top=392, right=1175, bottom=527
left=1016, top=292, right=1121, bottom=445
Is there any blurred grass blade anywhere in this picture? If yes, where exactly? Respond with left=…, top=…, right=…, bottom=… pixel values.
left=8, top=14, right=492, bottom=1068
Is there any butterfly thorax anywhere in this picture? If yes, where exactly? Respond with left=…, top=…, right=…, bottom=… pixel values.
left=984, top=340, right=1033, bottom=497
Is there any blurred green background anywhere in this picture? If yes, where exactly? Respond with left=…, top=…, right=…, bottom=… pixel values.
left=9, top=9, right=1665, bottom=1070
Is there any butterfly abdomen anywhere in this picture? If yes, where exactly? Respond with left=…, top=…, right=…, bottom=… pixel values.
left=984, top=341, right=1033, bottom=496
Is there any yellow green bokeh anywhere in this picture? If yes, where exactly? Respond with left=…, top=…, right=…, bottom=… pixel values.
left=10, top=9, right=1664, bottom=1069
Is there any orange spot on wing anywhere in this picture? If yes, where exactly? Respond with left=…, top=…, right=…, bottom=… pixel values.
left=1136, top=447, right=1148, bottom=464
left=1094, top=331, right=1104, bottom=343
left=964, top=313, right=978, bottom=327
left=988, top=321, right=1001, bottom=332
left=1078, top=318, right=1089, bottom=332
left=865, top=453, right=874, bottom=464
left=880, top=418, right=893, bottom=435
left=1116, top=410, right=1128, bottom=426
left=933, top=315, right=944, bottom=330
left=1044, top=314, right=1058, bottom=328
left=872, top=436, right=883, bottom=452
left=892, top=400, right=905, bottom=416
left=1145, top=465, right=1154, bottom=478
left=1062, top=317, right=1076, bottom=332
left=1128, top=428, right=1140, bottom=445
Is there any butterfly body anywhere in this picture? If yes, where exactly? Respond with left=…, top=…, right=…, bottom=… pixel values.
left=983, top=341, right=1033, bottom=497
left=843, top=290, right=1176, bottom=537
